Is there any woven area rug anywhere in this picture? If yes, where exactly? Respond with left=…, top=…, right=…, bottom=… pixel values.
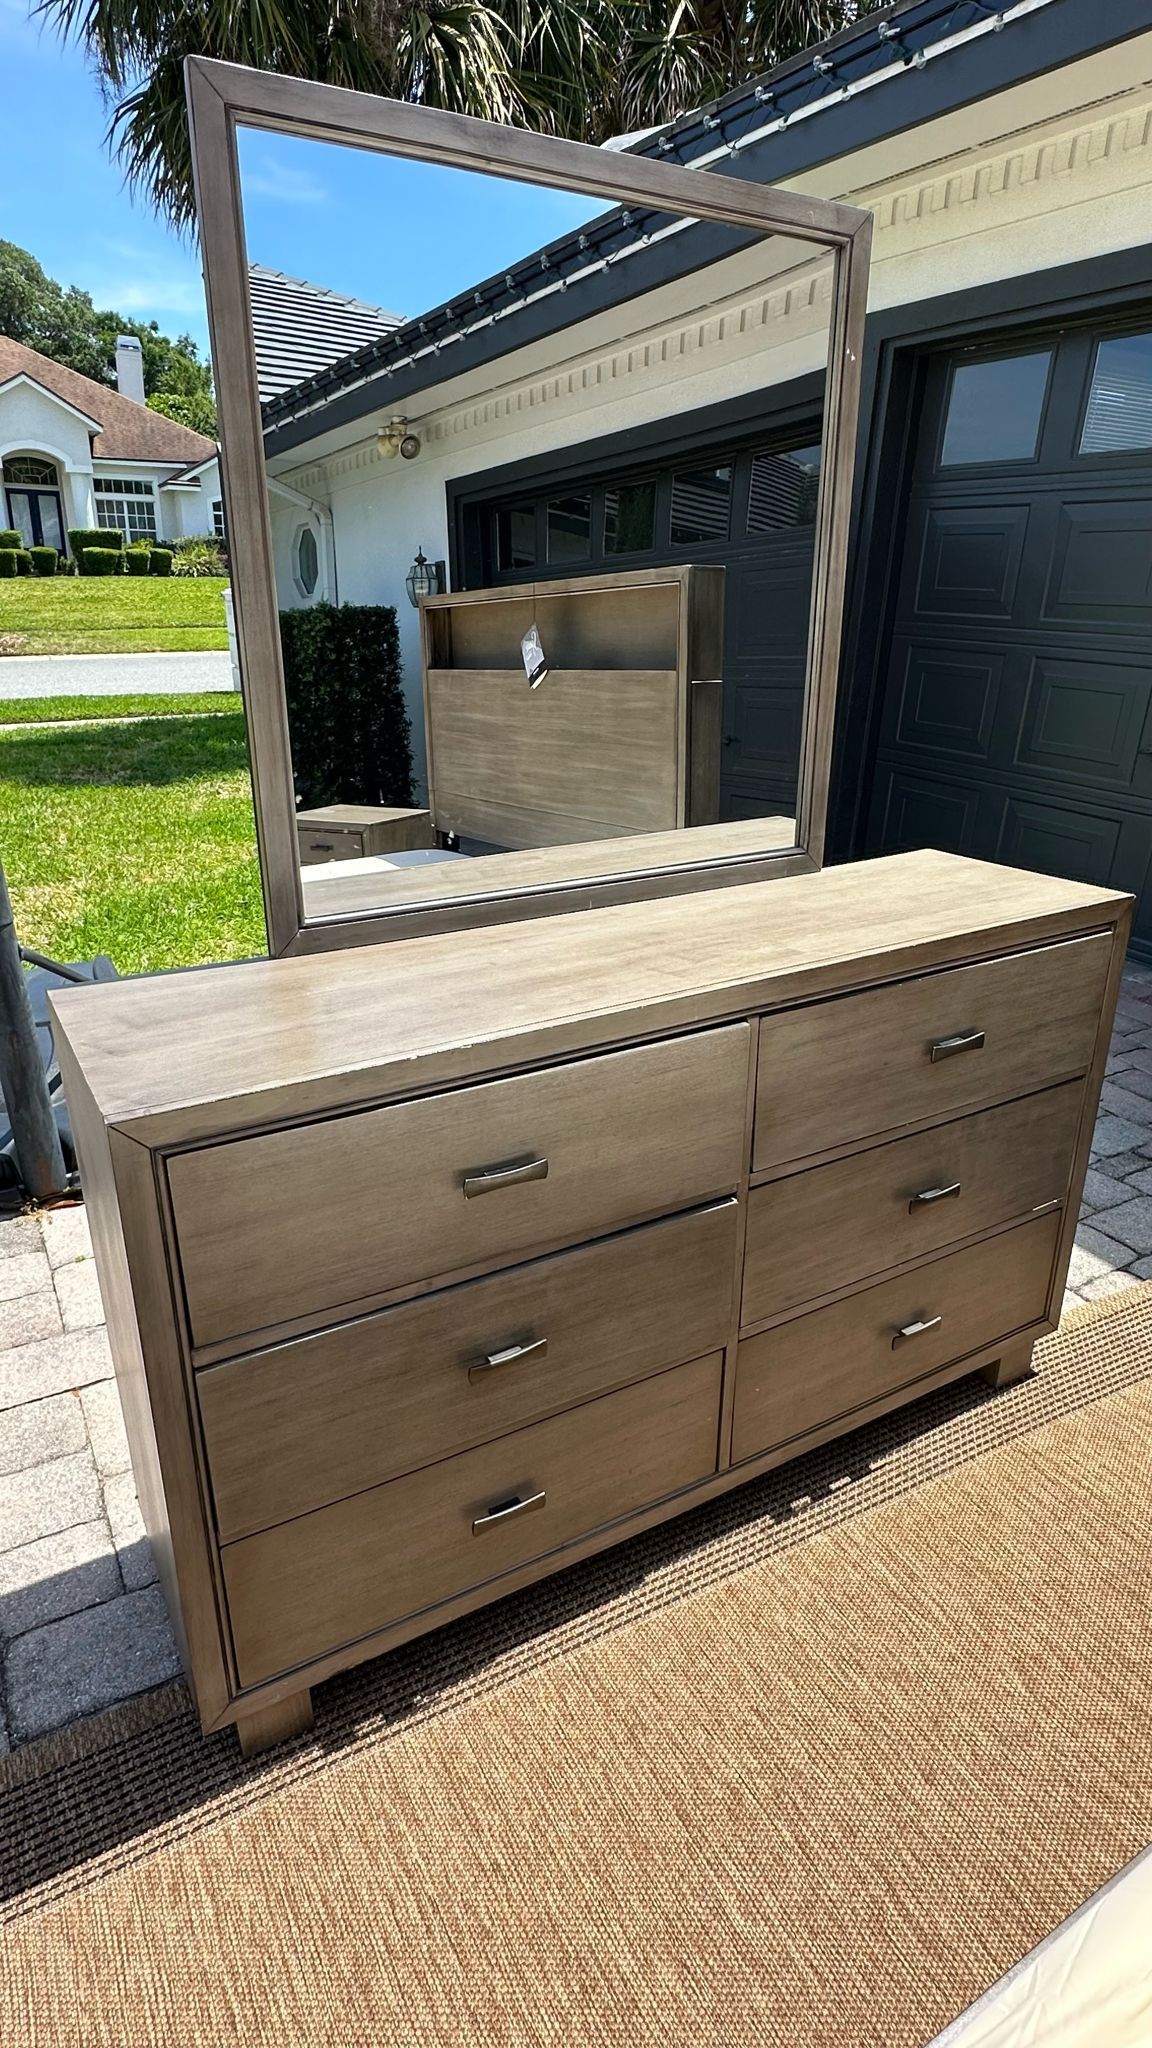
left=3, top=1286, right=1152, bottom=2047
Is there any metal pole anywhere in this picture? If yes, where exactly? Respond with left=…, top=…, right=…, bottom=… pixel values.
left=0, top=857, right=67, bottom=1202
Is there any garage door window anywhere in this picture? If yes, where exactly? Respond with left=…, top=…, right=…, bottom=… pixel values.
left=604, top=479, right=656, bottom=555
left=747, top=445, right=821, bottom=532
left=670, top=463, right=731, bottom=545
left=1080, top=332, right=1152, bottom=454
left=940, top=350, right=1052, bottom=467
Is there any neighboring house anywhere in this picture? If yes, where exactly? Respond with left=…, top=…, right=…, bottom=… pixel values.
left=252, top=0, right=1152, bottom=955
left=0, top=334, right=219, bottom=552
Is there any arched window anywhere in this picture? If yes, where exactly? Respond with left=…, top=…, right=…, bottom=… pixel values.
left=2, top=455, right=60, bottom=487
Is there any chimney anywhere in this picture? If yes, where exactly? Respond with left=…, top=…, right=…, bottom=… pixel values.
left=114, top=335, right=145, bottom=406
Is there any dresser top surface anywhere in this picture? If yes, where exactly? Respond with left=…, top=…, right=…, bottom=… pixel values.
left=50, top=851, right=1130, bottom=1142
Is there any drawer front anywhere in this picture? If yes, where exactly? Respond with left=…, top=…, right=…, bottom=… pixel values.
left=298, top=827, right=364, bottom=864
left=742, top=1080, right=1082, bottom=1327
left=732, top=1211, right=1059, bottom=1464
left=754, top=934, right=1110, bottom=1172
left=223, top=1350, right=723, bottom=1687
left=199, top=1201, right=738, bottom=1541
left=171, top=1025, right=749, bottom=1350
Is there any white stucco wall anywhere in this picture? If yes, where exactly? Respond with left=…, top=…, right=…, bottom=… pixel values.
left=261, top=41, right=1152, bottom=787
left=0, top=379, right=96, bottom=530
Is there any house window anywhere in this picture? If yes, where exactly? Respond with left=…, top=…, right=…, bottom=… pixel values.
left=212, top=499, right=226, bottom=539
left=747, top=445, right=821, bottom=533
left=495, top=501, right=535, bottom=572
left=2, top=456, right=59, bottom=487
left=670, top=463, right=731, bottom=544
left=293, top=524, right=320, bottom=598
left=546, top=494, right=591, bottom=564
left=940, top=351, right=1052, bottom=466
left=93, top=476, right=158, bottom=541
left=604, top=480, right=656, bottom=554
left=1079, top=332, right=1152, bottom=453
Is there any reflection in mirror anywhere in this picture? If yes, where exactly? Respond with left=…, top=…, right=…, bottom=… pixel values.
left=232, top=129, right=836, bottom=927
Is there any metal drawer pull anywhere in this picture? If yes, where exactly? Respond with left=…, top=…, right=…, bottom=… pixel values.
left=908, top=1180, right=961, bottom=1211
left=308, top=840, right=334, bottom=852
left=472, top=1490, right=546, bottom=1533
left=468, top=1336, right=548, bottom=1381
left=462, top=1156, right=549, bottom=1199
left=892, top=1315, right=943, bottom=1349
left=929, top=1030, right=985, bottom=1063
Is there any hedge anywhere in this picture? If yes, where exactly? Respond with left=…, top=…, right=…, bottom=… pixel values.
left=279, top=602, right=414, bottom=813
left=125, top=550, right=151, bottom=576
left=81, top=547, right=122, bottom=577
left=14, top=550, right=32, bottom=576
left=0, top=530, right=21, bottom=551
left=0, top=551, right=18, bottom=579
left=149, top=547, right=174, bottom=577
left=29, top=546, right=58, bottom=578
left=68, top=527, right=123, bottom=574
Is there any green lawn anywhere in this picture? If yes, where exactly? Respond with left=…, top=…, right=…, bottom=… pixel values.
left=0, top=576, right=230, bottom=655
left=0, top=693, right=237, bottom=725
left=0, top=709, right=267, bottom=974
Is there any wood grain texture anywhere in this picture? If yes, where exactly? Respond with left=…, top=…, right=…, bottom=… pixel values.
left=222, top=1350, right=724, bottom=1687
left=48, top=853, right=1130, bottom=1148
left=754, top=932, right=1113, bottom=1172
left=235, top=1688, right=313, bottom=1756
left=732, top=1211, right=1060, bottom=1464
left=170, top=1025, right=749, bottom=1349
left=421, top=570, right=723, bottom=850
left=198, top=1201, right=738, bottom=1540
left=297, top=807, right=433, bottom=864
left=742, top=1081, right=1084, bottom=1327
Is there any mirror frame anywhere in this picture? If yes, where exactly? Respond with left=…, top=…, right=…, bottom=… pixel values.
left=185, top=57, right=872, bottom=956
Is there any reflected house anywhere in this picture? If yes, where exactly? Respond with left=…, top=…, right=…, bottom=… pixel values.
left=255, top=4, right=1152, bottom=951
left=0, top=335, right=218, bottom=553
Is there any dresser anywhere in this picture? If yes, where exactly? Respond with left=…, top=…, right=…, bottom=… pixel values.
left=49, top=851, right=1130, bottom=1753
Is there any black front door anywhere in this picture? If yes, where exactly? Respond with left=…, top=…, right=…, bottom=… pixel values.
left=865, top=320, right=1152, bottom=951
left=5, top=487, right=65, bottom=553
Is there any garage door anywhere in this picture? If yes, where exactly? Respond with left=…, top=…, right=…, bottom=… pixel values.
left=864, top=321, right=1152, bottom=951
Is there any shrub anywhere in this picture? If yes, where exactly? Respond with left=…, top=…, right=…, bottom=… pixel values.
left=0, top=529, right=22, bottom=550
left=0, top=550, right=19, bottom=579
left=68, top=527, right=124, bottom=573
left=172, top=535, right=227, bottom=577
left=149, top=547, right=174, bottom=577
left=279, top=602, right=413, bottom=812
left=82, top=547, right=122, bottom=577
left=125, top=550, right=151, bottom=576
left=29, top=546, right=57, bottom=578
left=14, top=550, right=32, bottom=576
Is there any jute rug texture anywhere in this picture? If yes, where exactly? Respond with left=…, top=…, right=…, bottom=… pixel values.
left=2, top=1287, right=1151, bottom=2047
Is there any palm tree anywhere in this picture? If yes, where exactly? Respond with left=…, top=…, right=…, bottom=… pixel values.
left=37, top=0, right=889, bottom=230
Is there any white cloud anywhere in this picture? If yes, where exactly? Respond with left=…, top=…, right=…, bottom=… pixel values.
left=242, top=154, right=328, bottom=206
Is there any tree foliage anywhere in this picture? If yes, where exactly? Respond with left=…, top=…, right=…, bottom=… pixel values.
left=0, top=238, right=215, bottom=426
left=35, top=0, right=890, bottom=230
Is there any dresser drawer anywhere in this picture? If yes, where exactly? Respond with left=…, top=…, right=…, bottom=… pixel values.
left=754, top=933, right=1111, bottom=1173
left=733, top=1211, right=1059, bottom=1465
left=298, top=826, right=365, bottom=863
left=170, top=1024, right=749, bottom=1350
left=742, top=1080, right=1081, bottom=1327
left=199, top=1200, right=737, bottom=1541
left=222, top=1350, right=723, bottom=1687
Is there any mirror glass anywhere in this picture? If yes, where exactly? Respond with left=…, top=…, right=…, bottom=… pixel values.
left=232, top=127, right=836, bottom=927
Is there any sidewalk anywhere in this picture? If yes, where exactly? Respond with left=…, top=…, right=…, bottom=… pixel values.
left=0, top=650, right=234, bottom=697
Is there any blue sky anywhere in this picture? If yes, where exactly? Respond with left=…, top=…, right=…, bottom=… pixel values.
left=1, top=1, right=603, bottom=361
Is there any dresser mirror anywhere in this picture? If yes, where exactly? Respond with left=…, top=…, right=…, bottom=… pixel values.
left=186, top=60, right=871, bottom=953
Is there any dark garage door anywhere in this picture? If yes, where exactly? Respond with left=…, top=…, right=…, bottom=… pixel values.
left=865, top=321, right=1152, bottom=952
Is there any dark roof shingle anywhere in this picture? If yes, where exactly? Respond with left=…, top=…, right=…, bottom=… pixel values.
left=247, top=266, right=404, bottom=403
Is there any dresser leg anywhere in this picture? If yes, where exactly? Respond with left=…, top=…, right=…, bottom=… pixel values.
left=981, top=1338, right=1036, bottom=1390
left=236, top=1688, right=314, bottom=1757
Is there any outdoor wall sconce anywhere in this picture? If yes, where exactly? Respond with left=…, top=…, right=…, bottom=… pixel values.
left=405, top=548, right=444, bottom=605
left=377, top=416, right=422, bottom=460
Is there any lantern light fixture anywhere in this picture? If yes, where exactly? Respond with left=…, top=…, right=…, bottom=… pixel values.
left=405, top=549, right=444, bottom=607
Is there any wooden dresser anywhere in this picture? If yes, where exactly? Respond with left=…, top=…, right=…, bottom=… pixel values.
left=50, top=851, right=1130, bottom=1753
